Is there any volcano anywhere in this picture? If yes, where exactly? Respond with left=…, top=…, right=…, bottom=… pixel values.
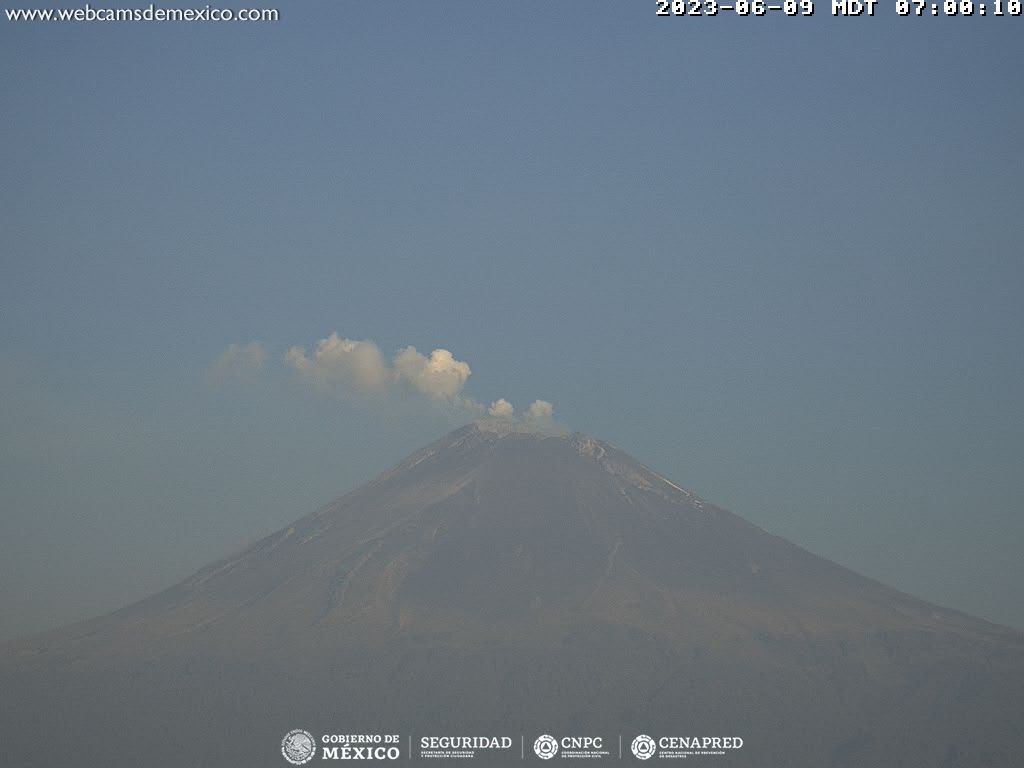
left=2, top=422, right=1022, bottom=767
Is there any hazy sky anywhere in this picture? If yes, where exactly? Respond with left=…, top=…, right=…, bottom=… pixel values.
left=1, top=4, right=1022, bottom=640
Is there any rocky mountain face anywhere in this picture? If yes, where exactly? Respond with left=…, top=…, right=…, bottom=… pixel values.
left=2, top=422, right=1022, bottom=766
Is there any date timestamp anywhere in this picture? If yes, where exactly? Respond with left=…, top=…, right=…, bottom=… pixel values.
left=656, top=0, right=815, bottom=14
left=657, top=0, right=1020, bottom=13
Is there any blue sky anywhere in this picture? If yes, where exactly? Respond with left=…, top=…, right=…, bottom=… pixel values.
left=1, top=4, right=1022, bottom=639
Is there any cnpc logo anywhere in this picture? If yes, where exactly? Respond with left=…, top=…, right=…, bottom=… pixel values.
left=533, top=735, right=559, bottom=759
left=534, top=734, right=605, bottom=759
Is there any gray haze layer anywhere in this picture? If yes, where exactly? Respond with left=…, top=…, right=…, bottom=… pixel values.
left=2, top=424, right=1021, bottom=767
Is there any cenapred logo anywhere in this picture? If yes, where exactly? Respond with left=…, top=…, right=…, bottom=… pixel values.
left=281, top=729, right=316, bottom=765
left=534, top=734, right=559, bottom=760
left=631, top=734, right=657, bottom=760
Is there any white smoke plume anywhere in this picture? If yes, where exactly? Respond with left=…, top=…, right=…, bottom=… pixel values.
left=488, top=398, right=514, bottom=418
left=393, top=346, right=471, bottom=401
left=525, top=399, right=554, bottom=424
left=283, top=334, right=476, bottom=408
left=284, top=334, right=388, bottom=393
left=218, top=332, right=554, bottom=424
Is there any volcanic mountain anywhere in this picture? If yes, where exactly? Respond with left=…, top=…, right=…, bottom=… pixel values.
left=2, top=422, right=1022, bottom=767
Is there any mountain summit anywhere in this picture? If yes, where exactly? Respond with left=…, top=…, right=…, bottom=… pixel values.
left=2, top=424, right=1022, bottom=767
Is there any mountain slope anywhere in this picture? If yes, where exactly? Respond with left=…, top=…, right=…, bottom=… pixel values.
left=2, top=423, right=1022, bottom=767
